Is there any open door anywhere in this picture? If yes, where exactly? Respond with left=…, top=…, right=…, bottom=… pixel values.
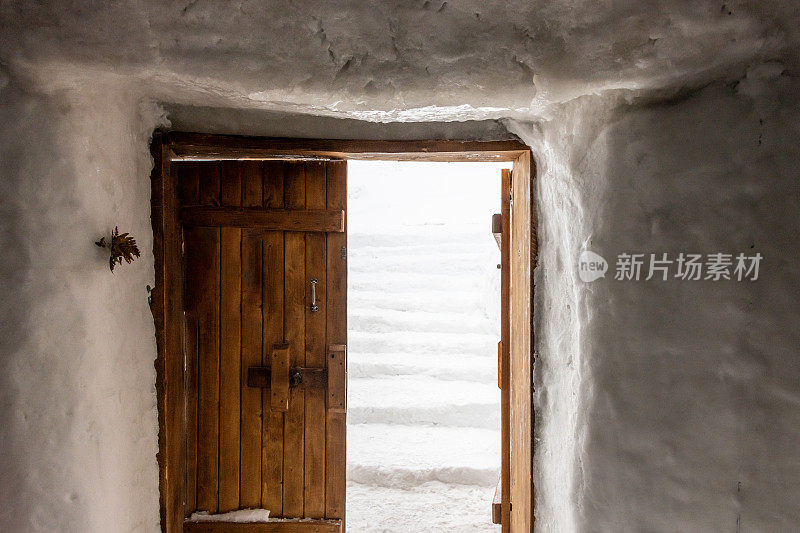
left=509, top=154, right=535, bottom=533
left=152, top=133, right=533, bottom=532
left=177, top=159, right=347, bottom=532
left=492, top=169, right=512, bottom=532
left=493, top=163, right=535, bottom=533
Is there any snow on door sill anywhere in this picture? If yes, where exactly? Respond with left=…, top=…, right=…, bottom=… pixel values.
left=186, top=510, right=341, bottom=529
left=189, top=509, right=271, bottom=523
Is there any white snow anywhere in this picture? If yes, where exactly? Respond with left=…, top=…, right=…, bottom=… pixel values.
left=348, top=424, right=499, bottom=488
left=346, top=161, right=505, bottom=531
left=347, top=482, right=497, bottom=533
left=189, top=509, right=270, bottom=523
left=188, top=510, right=341, bottom=527
left=347, top=377, right=499, bottom=430
left=349, top=353, right=496, bottom=383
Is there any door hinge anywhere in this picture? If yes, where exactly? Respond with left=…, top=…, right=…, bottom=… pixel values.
left=341, top=246, right=347, bottom=259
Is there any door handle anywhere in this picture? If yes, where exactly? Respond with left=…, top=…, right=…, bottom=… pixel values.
left=310, top=278, right=319, bottom=312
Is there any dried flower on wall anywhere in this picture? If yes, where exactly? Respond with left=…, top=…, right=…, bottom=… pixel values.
left=95, top=226, right=141, bottom=272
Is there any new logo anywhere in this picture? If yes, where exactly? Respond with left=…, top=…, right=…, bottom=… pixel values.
left=578, top=250, right=608, bottom=282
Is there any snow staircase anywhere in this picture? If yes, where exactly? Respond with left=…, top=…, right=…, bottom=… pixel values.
left=346, top=228, right=501, bottom=532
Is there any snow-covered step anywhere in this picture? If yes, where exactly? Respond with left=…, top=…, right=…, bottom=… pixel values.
left=349, top=289, right=486, bottom=314
left=349, top=246, right=489, bottom=262
left=347, top=481, right=498, bottom=532
left=349, top=308, right=497, bottom=336
left=349, top=254, right=493, bottom=276
left=349, top=230, right=494, bottom=249
left=348, top=352, right=497, bottom=382
left=349, top=330, right=498, bottom=357
left=348, top=271, right=492, bottom=294
left=348, top=242, right=500, bottom=262
left=347, top=376, right=500, bottom=428
left=347, top=423, right=499, bottom=488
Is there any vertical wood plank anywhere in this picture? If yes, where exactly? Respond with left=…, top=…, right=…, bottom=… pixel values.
left=196, top=161, right=221, bottom=513
left=304, top=162, right=327, bottom=518
left=240, top=161, right=263, bottom=509
left=283, top=162, right=307, bottom=518
left=151, top=140, right=169, bottom=529
left=184, top=284, right=200, bottom=516
left=178, top=161, right=200, bottom=206
left=529, top=153, right=538, bottom=533
left=178, top=162, right=200, bottom=516
left=262, top=161, right=286, bottom=514
left=324, top=161, right=347, bottom=522
left=219, top=161, right=242, bottom=512
left=326, top=346, right=346, bottom=412
left=510, top=154, right=534, bottom=533
left=500, top=168, right=511, bottom=532
left=270, top=343, right=291, bottom=411
left=152, top=135, right=187, bottom=532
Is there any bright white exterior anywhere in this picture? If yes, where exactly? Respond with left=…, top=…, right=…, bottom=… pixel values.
left=346, top=162, right=503, bottom=531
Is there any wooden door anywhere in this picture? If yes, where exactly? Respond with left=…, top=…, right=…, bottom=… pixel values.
left=176, top=159, right=347, bottom=532
left=490, top=170, right=512, bottom=531
left=493, top=163, right=535, bottom=533
left=510, top=154, right=534, bottom=533
left=500, top=169, right=512, bottom=532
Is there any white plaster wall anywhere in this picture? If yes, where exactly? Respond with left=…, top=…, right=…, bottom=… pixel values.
left=512, top=70, right=800, bottom=531
left=508, top=97, right=618, bottom=531
left=577, top=77, right=800, bottom=532
left=0, top=75, right=166, bottom=532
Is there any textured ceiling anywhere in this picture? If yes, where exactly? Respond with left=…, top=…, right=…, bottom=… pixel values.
left=2, top=1, right=797, bottom=120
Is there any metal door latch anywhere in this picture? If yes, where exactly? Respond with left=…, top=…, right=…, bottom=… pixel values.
left=310, top=278, right=319, bottom=312
left=289, top=371, right=303, bottom=388
left=247, top=344, right=347, bottom=413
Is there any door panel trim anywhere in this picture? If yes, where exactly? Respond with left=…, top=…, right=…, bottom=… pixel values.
left=179, top=206, right=345, bottom=232
left=183, top=519, right=341, bottom=532
left=166, top=132, right=527, bottom=162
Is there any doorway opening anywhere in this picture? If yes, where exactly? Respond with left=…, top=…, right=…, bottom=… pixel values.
left=150, top=133, right=534, bottom=533
left=346, top=161, right=510, bottom=531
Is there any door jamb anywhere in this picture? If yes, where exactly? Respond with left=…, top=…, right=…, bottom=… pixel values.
left=150, top=132, right=536, bottom=533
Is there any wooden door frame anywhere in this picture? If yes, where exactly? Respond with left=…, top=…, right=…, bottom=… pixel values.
left=150, top=131, right=537, bottom=532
